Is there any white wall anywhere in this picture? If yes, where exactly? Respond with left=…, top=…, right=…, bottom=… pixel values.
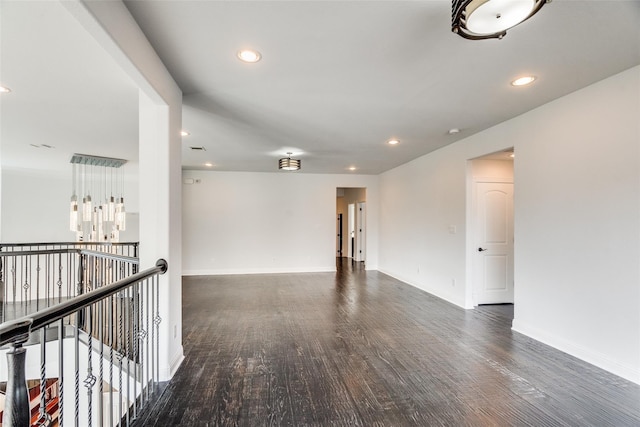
left=182, top=171, right=378, bottom=275
left=379, top=65, right=640, bottom=383
left=511, top=66, right=640, bottom=384
left=1, top=167, right=139, bottom=243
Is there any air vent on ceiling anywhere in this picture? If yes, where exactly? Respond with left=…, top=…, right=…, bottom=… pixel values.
left=190, top=146, right=206, bottom=151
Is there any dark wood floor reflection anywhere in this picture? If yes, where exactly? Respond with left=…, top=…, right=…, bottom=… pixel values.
left=135, top=259, right=640, bottom=426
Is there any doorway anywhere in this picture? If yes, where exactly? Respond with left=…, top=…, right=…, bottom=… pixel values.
left=468, top=150, right=514, bottom=306
left=336, top=188, right=366, bottom=264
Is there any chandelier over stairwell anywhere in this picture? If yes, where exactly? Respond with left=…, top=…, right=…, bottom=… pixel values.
left=70, top=154, right=127, bottom=242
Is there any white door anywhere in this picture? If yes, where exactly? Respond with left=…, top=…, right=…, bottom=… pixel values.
left=474, top=182, right=514, bottom=304
left=356, top=202, right=366, bottom=262
left=347, top=204, right=355, bottom=259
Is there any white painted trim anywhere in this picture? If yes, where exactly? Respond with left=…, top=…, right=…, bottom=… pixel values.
left=162, top=346, right=185, bottom=380
left=512, top=319, right=640, bottom=385
left=465, top=165, right=515, bottom=308
left=378, top=268, right=469, bottom=309
left=182, top=266, right=337, bottom=276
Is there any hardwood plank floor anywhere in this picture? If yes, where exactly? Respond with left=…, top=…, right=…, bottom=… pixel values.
left=134, top=259, right=640, bottom=426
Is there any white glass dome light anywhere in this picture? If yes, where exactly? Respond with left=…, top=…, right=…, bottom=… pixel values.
left=452, top=0, right=549, bottom=40
left=466, top=0, right=536, bottom=35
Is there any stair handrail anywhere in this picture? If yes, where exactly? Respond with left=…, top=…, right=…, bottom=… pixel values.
left=0, top=258, right=167, bottom=427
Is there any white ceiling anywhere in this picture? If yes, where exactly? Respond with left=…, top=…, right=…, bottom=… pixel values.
left=2, top=1, right=640, bottom=175
left=1, top=1, right=139, bottom=173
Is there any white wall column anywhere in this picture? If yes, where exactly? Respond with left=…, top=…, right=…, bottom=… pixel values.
left=139, top=93, right=183, bottom=379
left=64, top=0, right=184, bottom=380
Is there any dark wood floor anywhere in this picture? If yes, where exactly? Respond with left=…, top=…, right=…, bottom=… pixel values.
left=135, top=259, right=640, bottom=426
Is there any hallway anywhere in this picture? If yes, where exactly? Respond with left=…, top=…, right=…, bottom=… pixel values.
left=135, top=260, right=640, bottom=426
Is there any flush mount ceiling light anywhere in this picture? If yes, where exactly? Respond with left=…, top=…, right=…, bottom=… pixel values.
left=0, top=85, right=11, bottom=93
left=181, top=130, right=190, bottom=136
left=448, top=128, right=460, bottom=135
left=387, top=139, right=400, bottom=145
left=348, top=166, right=357, bottom=171
left=237, top=49, right=262, bottom=63
left=511, top=75, right=537, bottom=86
left=452, top=0, right=549, bottom=40
left=279, top=152, right=301, bottom=171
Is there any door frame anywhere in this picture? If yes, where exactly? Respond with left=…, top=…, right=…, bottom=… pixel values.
left=465, top=163, right=514, bottom=309
left=356, top=202, right=366, bottom=263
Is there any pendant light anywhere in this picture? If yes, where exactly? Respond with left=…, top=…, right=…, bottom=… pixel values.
left=278, top=152, right=301, bottom=171
left=70, top=154, right=127, bottom=242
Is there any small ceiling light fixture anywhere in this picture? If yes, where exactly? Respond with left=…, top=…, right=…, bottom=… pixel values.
left=387, top=139, right=400, bottom=145
left=279, top=152, right=301, bottom=171
left=348, top=166, right=357, bottom=171
left=452, top=0, right=549, bottom=40
left=237, top=49, right=262, bottom=63
left=204, top=162, right=213, bottom=167
left=181, top=130, right=190, bottom=136
left=511, top=75, right=537, bottom=86
left=0, top=85, right=11, bottom=93
left=448, top=128, right=460, bottom=135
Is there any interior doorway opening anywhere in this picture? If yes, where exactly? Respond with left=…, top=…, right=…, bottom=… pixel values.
left=467, top=149, right=514, bottom=307
left=336, top=188, right=366, bottom=264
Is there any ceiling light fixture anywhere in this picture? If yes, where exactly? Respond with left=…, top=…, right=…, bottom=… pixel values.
left=279, top=152, right=301, bottom=171
left=448, top=128, right=460, bottom=135
left=348, top=166, right=357, bottom=171
left=511, top=75, right=537, bottom=86
left=0, top=86, right=11, bottom=93
left=387, top=139, right=400, bottom=145
left=181, top=130, right=190, bottom=136
left=452, top=0, right=549, bottom=40
left=204, top=162, right=213, bottom=167
left=237, top=49, right=261, bottom=63
left=69, top=154, right=127, bottom=243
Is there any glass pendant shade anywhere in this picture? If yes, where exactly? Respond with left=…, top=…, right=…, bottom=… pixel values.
left=108, top=196, right=115, bottom=221
left=92, top=207, right=98, bottom=231
left=69, top=196, right=78, bottom=231
left=110, top=225, right=120, bottom=243
left=83, top=195, right=92, bottom=222
left=98, top=206, right=105, bottom=241
left=115, top=197, right=126, bottom=231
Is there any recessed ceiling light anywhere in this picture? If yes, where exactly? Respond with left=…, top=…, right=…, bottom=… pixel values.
left=204, top=162, right=213, bottom=167
left=448, top=128, right=460, bottom=135
left=0, top=86, right=11, bottom=93
left=509, top=153, right=515, bottom=158
left=511, top=76, right=537, bottom=86
left=348, top=166, right=357, bottom=171
left=237, top=49, right=261, bottom=63
left=181, top=130, right=190, bottom=136
left=387, top=139, right=400, bottom=145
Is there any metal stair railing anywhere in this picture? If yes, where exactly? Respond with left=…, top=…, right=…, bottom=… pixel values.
left=0, top=248, right=166, bottom=427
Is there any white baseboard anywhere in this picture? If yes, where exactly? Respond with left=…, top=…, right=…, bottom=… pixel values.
left=160, top=346, right=184, bottom=381
left=512, top=319, right=640, bottom=385
left=182, top=266, right=336, bottom=276
left=377, top=268, right=466, bottom=309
